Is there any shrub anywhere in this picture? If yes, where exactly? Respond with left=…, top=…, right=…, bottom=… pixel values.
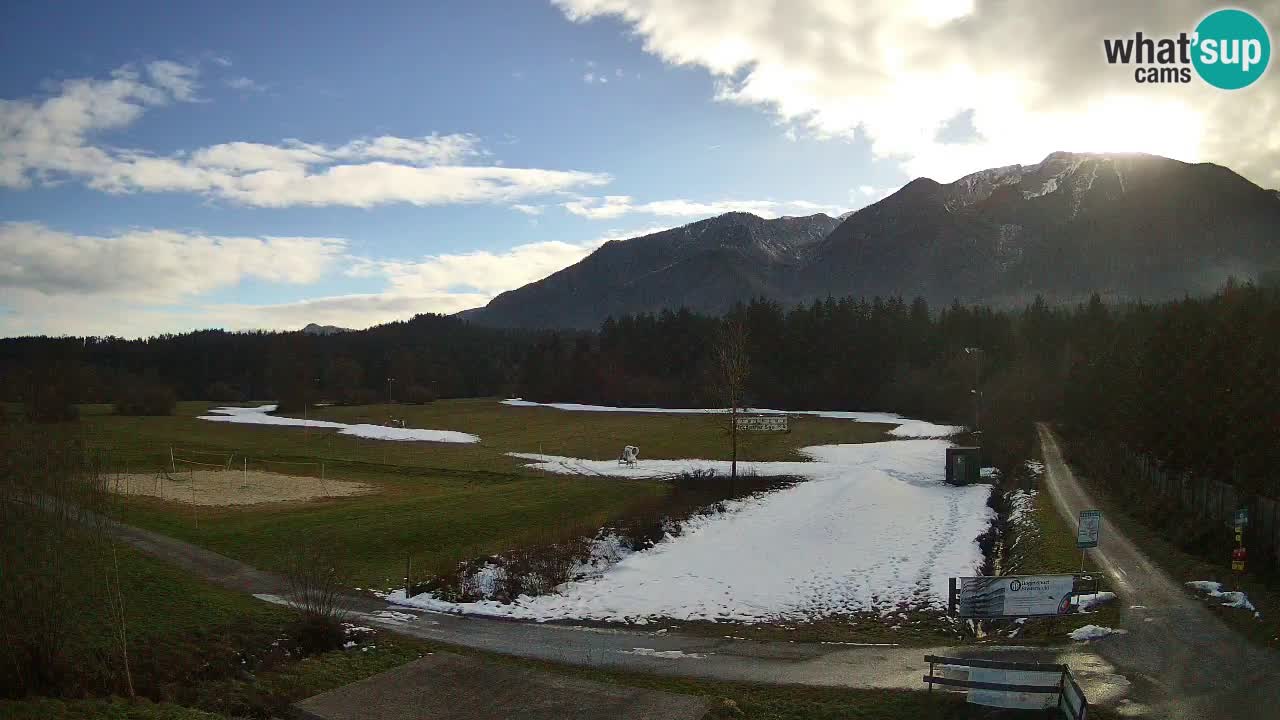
left=114, top=379, right=176, bottom=416
left=399, top=384, right=435, bottom=405
left=282, top=541, right=351, bottom=654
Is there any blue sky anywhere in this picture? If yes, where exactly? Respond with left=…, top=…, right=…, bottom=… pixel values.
left=2, top=1, right=1274, bottom=336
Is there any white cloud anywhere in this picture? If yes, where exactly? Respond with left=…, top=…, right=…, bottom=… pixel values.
left=146, top=61, right=199, bottom=101
left=849, top=184, right=899, bottom=210
left=510, top=203, right=544, bottom=215
left=0, top=222, right=669, bottom=337
left=225, top=76, right=266, bottom=93
left=554, top=0, right=1280, bottom=187
left=563, top=195, right=845, bottom=219
left=354, top=238, right=615, bottom=297
left=1, top=62, right=612, bottom=207
left=0, top=222, right=345, bottom=304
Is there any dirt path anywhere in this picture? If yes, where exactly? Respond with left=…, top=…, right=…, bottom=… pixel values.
left=1037, top=423, right=1280, bottom=718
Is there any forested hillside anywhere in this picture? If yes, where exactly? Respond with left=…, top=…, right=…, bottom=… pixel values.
left=3, top=282, right=1276, bottom=491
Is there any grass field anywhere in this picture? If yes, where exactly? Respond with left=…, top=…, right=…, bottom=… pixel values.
left=63, top=398, right=891, bottom=589
left=1, top=543, right=428, bottom=718
left=3, top=541, right=1111, bottom=720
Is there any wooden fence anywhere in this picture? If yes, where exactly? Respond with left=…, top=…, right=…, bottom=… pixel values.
left=1117, top=448, right=1280, bottom=572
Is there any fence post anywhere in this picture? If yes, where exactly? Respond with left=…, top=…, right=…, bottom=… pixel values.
left=405, top=554, right=413, bottom=599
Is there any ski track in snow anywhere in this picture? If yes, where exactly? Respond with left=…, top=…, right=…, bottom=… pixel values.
left=387, top=438, right=994, bottom=625
left=501, top=399, right=965, bottom=438
left=197, top=404, right=480, bottom=443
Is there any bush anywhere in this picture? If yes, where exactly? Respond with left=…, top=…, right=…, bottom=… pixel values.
left=114, top=379, right=176, bottom=416
left=283, top=541, right=351, bottom=654
left=399, top=384, right=436, bottom=405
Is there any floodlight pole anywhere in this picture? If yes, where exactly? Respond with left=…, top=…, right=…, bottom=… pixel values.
left=387, top=377, right=395, bottom=405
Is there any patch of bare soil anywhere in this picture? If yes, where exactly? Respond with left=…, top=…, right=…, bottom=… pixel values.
left=109, top=470, right=375, bottom=506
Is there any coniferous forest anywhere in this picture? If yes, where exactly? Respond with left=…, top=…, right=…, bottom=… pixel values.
left=2, top=283, right=1276, bottom=493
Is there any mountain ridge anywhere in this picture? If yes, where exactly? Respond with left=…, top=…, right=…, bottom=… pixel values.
left=464, top=151, right=1280, bottom=329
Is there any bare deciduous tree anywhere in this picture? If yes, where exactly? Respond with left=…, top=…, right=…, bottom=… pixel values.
left=713, top=319, right=750, bottom=484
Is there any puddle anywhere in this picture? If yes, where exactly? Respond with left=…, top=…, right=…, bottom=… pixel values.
left=412, top=471, right=801, bottom=604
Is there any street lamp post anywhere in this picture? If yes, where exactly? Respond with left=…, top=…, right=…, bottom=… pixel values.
left=964, top=347, right=983, bottom=433
left=387, top=377, right=395, bottom=405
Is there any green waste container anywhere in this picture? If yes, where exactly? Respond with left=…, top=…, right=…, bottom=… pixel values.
left=945, top=447, right=982, bottom=486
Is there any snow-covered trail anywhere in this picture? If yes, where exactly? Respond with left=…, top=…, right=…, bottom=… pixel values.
left=501, top=399, right=965, bottom=438
left=388, top=439, right=994, bottom=624
left=197, top=404, right=480, bottom=444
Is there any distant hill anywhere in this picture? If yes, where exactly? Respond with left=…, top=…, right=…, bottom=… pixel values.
left=300, top=323, right=352, bottom=336
left=463, top=152, right=1280, bottom=329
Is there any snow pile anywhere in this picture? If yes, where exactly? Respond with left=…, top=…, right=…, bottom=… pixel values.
left=1072, top=592, right=1117, bottom=613
left=1068, top=625, right=1127, bottom=641
left=198, top=405, right=479, bottom=443
left=1006, top=491, right=1037, bottom=527
left=1186, top=581, right=1257, bottom=612
left=889, top=421, right=967, bottom=438
left=386, top=439, right=994, bottom=624
left=619, top=648, right=706, bottom=659
left=501, top=399, right=965, bottom=438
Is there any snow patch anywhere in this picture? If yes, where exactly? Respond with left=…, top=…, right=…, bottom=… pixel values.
left=1069, top=625, right=1127, bottom=641
left=503, top=399, right=963, bottom=437
left=199, top=404, right=479, bottom=443
left=1186, top=581, right=1257, bottom=612
left=389, top=439, right=994, bottom=624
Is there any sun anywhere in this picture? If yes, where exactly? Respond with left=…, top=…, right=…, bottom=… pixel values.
left=1058, top=95, right=1205, bottom=162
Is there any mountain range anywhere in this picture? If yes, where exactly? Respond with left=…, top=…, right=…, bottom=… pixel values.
left=463, top=152, right=1280, bottom=329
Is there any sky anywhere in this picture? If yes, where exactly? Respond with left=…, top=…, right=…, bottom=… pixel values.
left=2, top=0, right=1277, bottom=337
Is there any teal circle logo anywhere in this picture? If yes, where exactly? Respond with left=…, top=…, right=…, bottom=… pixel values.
left=1193, top=9, right=1271, bottom=89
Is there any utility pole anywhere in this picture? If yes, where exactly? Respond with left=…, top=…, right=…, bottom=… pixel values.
left=964, top=347, right=983, bottom=433
left=387, top=376, right=395, bottom=405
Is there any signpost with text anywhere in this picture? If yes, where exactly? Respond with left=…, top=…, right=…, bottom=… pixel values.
left=1076, top=510, right=1101, bottom=571
left=735, top=415, right=789, bottom=432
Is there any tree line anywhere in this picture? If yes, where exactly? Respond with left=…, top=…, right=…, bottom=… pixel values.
left=2, top=283, right=1276, bottom=493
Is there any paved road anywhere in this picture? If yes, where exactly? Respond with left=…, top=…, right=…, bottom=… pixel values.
left=106, top=503, right=1133, bottom=705
left=1036, top=423, right=1280, bottom=718
left=294, top=652, right=709, bottom=720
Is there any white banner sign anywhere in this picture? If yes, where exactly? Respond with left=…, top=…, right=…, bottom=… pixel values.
left=958, top=575, right=1075, bottom=618
left=735, top=415, right=788, bottom=432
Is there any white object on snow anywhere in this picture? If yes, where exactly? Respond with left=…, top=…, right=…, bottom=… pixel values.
left=619, top=445, right=640, bottom=465
left=385, top=439, right=994, bottom=625
left=198, top=405, right=479, bottom=444
left=1186, top=581, right=1257, bottom=612
left=1068, top=625, right=1127, bottom=641
left=501, top=399, right=964, bottom=438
